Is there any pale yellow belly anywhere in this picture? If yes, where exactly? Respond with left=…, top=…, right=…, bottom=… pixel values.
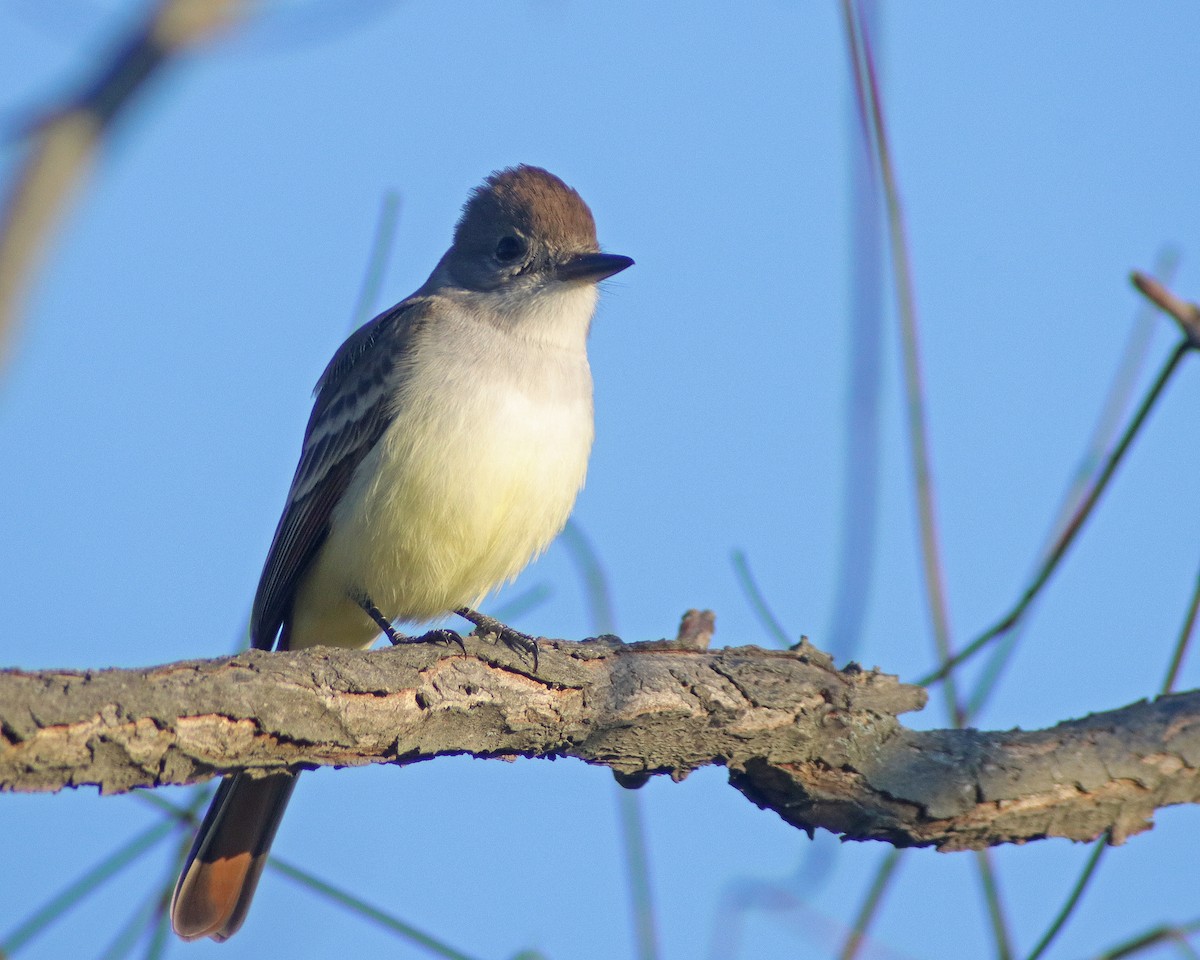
left=286, top=381, right=592, bottom=650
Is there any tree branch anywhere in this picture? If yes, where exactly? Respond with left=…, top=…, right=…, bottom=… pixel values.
left=3, top=625, right=1198, bottom=852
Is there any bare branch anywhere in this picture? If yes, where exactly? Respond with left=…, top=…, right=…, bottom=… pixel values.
left=0, top=0, right=248, bottom=369
left=1131, top=272, right=1200, bottom=348
left=2, top=631, right=1198, bottom=852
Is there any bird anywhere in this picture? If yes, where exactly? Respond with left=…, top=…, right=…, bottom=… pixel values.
left=170, top=165, right=632, bottom=941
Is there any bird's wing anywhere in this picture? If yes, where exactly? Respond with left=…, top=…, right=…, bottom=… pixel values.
left=249, top=298, right=431, bottom=649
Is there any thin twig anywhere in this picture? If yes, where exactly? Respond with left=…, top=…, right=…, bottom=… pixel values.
left=852, top=0, right=962, bottom=724
left=838, top=848, right=903, bottom=960
left=560, top=519, right=618, bottom=634
left=1093, top=918, right=1200, bottom=959
left=730, top=549, right=792, bottom=647
left=826, top=0, right=885, bottom=663
left=1162, top=564, right=1200, bottom=696
left=1132, top=272, right=1200, bottom=347
left=0, top=0, right=247, bottom=371
left=141, top=866, right=174, bottom=960
left=1023, top=839, right=1108, bottom=960
left=976, top=849, right=1014, bottom=960
left=838, top=1, right=967, bottom=951
left=96, top=854, right=177, bottom=960
left=920, top=338, right=1192, bottom=687
left=964, top=247, right=1181, bottom=717
left=0, top=819, right=175, bottom=955
left=964, top=263, right=1193, bottom=959
left=1057, top=252, right=1181, bottom=526
left=618, top=790, right=661, bottom=960
left=490, top=582, right=553, bottom=624
left=559, top=519, right=660, bottom=960
left=270, top=857, right=483, bottom=960
left=349, top=190, right=402, bottom=329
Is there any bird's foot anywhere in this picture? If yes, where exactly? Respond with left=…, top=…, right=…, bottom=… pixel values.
left=454, top=607, right=540, bottom=671
left=357, top=593, right=465, bottom=652
left=385, top=627, right=466, bottom=654
left=384, top=627, right=467, bottom=654
left=419, top=628, right=467, bottom=653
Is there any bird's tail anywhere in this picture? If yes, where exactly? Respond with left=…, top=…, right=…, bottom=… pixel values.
left=170, top=771, right=298, bottom=941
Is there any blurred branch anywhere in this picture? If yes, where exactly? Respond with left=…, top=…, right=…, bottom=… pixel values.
left=560, top=519, right=618, bottom=634
left=731, top=549, right=792, bottom=647
left=269, top=857, right=482, bottom=960
left=349, top=190, right=402, bottom=328
left=1056, top=251, right=1179, bottom=525
left=1163, top=565, right=1200, bottom=697
left=975, top=848, right=1014, bottom=960
left=1024, top=839, right=1108, bottom=960
left=839, top=0, right=973, bottom=950
left=1093, top=917, right=1200, bottom=959
left=559, top=519, right=662, bottom=960
left=965, top=247, right=1180, bottom=717
left=1024, top=558, right=1200, bottom=960
left=0, top=817, right=175, bottom=955
left=842, top=0, right=961, bottom=726
left=921, top=272, right=1200, bottom=687
left=837, top=848, right=902, bottom=960
left=4, top=626, right=1200, bottom=852
left=0, top=0, right=249, bottom=371
left=826, top=0, right=885, bottom=663
left=1133, top=271, right=1200, bottom=348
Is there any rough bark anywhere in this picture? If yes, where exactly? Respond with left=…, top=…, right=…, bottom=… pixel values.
left=2, top=628, right=1198, bottom=852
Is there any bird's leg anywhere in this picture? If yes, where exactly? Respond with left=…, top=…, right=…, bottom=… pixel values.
left=354, top=594, right=464, bottom=652
left=356, top=595, right=405, bottom=643
left=454, top=607, right=539, bottom=670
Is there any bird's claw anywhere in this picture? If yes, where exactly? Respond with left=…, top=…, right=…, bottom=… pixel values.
left=428, top=628, right=467, bottom=654
left=388, top=627, right=466, bottom=654
left=454, top=607, right=540, bottom=671
left=400, top=628, right=465, bottom=652
left=495, top=626, right=539, bottom=671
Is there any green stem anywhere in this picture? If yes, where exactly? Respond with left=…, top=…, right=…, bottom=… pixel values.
left=269, top=857, right=482, bottom=960
left=920, top=340, right=1191, bottom=687
left=1, top=819, right=175, bottom=955
left=838, top=848, right=904, bottom=960
left=1024, top=840, right=1107, bottom=960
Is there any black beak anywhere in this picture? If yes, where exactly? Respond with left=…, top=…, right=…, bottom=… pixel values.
left=555, top=252, right=634, bottom=283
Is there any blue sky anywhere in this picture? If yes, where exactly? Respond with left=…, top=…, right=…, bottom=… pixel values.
left=3, top=2, right=1200, bottom=959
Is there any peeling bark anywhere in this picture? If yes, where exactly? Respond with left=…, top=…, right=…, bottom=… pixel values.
left=2, top=631, right=1198, bottom=852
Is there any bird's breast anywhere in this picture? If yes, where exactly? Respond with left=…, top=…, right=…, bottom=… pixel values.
left=320, top=339, right=594, bottom=624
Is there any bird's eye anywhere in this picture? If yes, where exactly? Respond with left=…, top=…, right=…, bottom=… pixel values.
left=494, top=235, right=526, bottom=263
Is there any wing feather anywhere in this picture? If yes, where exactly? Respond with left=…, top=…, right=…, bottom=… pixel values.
left=249, top=299, right=429, bottom=649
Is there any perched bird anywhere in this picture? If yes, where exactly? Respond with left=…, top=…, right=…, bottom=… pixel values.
left=170, top=165, right=632, bottom=941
